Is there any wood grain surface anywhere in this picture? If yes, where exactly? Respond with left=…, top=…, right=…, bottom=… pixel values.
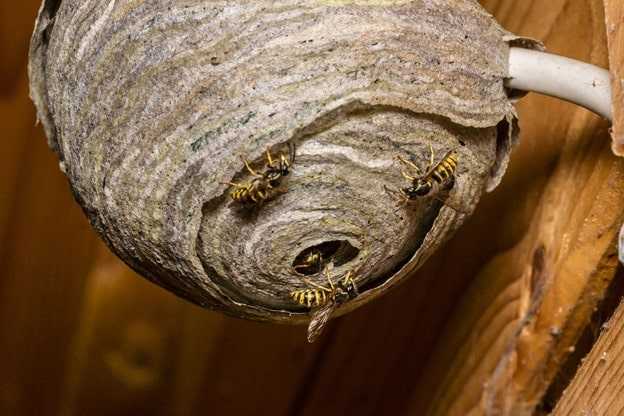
left=1, top=1, right=622, bottom=416
left=549, top=3, right=624, bottom=415
left=407, top=1, right=624, bottom=415
left=0, top=4, right=100, bottom=415
left=605, top=0, right=624, bottom=154
left=552, top=298, right=624, bottom=415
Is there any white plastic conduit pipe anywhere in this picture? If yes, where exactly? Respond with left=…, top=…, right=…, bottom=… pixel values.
left=506, top=47, right=613, bottom=121
left=506, top=47, right=624, bottom=261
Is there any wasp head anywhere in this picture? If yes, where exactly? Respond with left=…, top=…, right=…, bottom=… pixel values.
left=402, top=179, right=432, bottom=199
left=337, top=271, right=359, bottom=300
left=278, top=153, right=290, bottom=176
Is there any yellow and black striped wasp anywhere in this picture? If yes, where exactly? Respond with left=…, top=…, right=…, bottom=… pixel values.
left=293, top=249, right=324, bottom=275
left=291, top=263, right=359, bottom=343
left=386, top=145, right=464, bottom=212
left=225, top=142, right=295, bottom=205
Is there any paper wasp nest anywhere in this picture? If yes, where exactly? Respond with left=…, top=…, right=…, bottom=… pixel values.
left=29, top=0, right=537, bottom=323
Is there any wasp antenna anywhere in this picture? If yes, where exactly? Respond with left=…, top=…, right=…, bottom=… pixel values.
left=396, top=155, right=421, bottom=173
left=384, top=184, right=403, bottom=200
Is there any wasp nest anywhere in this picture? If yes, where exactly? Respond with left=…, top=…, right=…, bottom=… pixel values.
left=29, top=0, right=538, bottom=324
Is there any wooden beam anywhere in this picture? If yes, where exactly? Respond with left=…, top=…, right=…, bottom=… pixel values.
left=552, top=296, right=624, bottom=415
left=4, top=2, right=622, bottom=415
left=553, top=3, right=624, bottom=413
left=604, top=0, right=624, bottom=154
left=405, top=1, right=624, bottom=415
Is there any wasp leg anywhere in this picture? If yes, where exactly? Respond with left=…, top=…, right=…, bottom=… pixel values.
left=383, top=185, right=408, bottom=205
left=342, top=271, right=353, bottom=287
left=222, top=181, right=247, bottom=188
left=300, top=277, right=332, bottom=292
left=391, top=186, right=411, bottom=205
left=395, top=155, right=422, bottom=175
left=240, top=156, right=262, bottom=177
left=265, top=149, right=274, bottom=166
left=323, top=264, right=337, bottom=291
left=325, top=274, right=335, bottom=292
left=255, top=190, right=268, bottom=201
left=401, top=170, right=416, bottom=181
left=397, top=192, right=409, bottom=205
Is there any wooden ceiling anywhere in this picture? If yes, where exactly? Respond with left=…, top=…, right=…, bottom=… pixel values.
left=0, top=1, right=621, bottom=415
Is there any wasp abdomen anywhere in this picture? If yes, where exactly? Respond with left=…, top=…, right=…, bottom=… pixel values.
left=430, top=152, right=458, bottom=184
left=291, top=289, right=329, bottom=308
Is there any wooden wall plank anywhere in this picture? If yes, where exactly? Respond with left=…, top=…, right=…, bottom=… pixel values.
left=604, top=0, right=624, bottom=154
left=57, top=249, right=326, bottom=416
left=57, top=247, right=324, bottom=416
left=552, top=298, right=624, bottom=415
left=550, top=6, right=624, bottom=413
left=292, top=2, right=620, bottom=416
left=3, top=2, right=621, bottom=415
left=0, top=72, right=38, bottom=255
left=186, top=318, right=325, bottom=416
left=0, top=1, right=41, bottom=94
left=403, top=1, right=624, bottom=415
left=294, top=251, right=483, bottom=416
left=0, top=115, right=99, bottom=415
left=58, top=248, right=190, bottom=416
left=0, top=4, right=100, bottom=415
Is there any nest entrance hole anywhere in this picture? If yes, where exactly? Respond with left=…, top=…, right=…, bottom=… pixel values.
left=292, top=240, right=359, bottom=276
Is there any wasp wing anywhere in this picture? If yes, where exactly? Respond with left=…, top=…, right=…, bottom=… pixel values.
left=423, top=149, right=456, bottom=179
left=307, top=300, right=336, bottom=343
left=433, top=195, right=468, bottom=214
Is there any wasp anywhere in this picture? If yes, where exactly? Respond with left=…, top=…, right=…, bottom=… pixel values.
left=225, top=143, right=295, bottom=205
left=227, top=178, right=272, bottom=205
left=293, top=250, right=324, bottom=275
left=291, top=263, right=359, bottom=343
left=386, top=145, right=464, bottom=212
left=262, top=143, right=294, bottom=187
